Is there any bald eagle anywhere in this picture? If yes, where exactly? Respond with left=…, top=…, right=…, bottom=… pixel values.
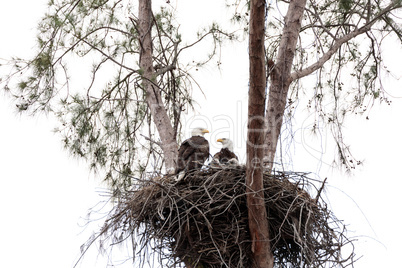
left=213, top=138, right=239, bottom=165
left=175, top=127, right=210, bottom=174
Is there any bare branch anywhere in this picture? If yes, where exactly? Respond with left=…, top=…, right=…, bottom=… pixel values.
left=291, top=1, right=402, bottom=81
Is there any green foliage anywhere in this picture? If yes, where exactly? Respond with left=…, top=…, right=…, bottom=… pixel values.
left=1, top=0, right=234, bottom=193
left=231, top=0, right=401, bottom=171
left=3, top=0, right=400, bottom=185
left=339, top=0, right=353, bottom=12
left=32, top=51, right=52, bottom=76
left=295, top=0, right=400, bottom=170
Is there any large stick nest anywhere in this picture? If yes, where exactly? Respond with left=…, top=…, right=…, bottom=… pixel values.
left=95, top=166, right=355, bottom=267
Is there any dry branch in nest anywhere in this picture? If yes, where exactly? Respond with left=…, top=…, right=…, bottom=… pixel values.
left=89, top=166, right=355, bottom=267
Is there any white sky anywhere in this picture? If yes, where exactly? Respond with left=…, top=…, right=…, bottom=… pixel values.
left=1, top=1, right=402, bottom=267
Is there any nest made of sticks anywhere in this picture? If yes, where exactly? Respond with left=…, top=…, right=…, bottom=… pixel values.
left=95, top=166, right=355, bottom=267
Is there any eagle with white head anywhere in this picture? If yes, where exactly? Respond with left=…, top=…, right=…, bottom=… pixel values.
left=213, top=138, right=239, bottom=165
left=175, top=127, right=210, bottom=174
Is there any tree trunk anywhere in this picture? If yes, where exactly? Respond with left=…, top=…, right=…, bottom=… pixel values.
left=246, top=0, right=274, bottom=267
left=264, top=0, right=307, bottom=169
left=138, top=0, right=177, bottom=173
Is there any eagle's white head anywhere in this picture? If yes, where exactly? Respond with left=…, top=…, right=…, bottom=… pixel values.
left=191, top=127, right=209, bottom=137
left=217, top=138, right=234, bottom=152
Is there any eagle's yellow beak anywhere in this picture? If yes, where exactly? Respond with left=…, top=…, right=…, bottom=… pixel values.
left=202, top=129, right=209, bottom=134
left=217, top=138, right=223, bottom=143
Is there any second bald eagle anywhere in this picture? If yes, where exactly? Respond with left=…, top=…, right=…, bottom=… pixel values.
left=213, top=138, right=238, bottom=164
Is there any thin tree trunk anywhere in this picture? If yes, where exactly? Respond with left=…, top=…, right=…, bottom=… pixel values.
left=246, top=0, right=274, bottom=267
left=138, top=0, right=177, bottom=172
left=264, top=0, right=307, bottom=169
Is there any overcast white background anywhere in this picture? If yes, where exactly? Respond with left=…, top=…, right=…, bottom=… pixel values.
left=1, top=1, right=402, bottom=267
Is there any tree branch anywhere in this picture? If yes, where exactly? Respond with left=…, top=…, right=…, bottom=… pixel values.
left=290, top=1, right=402, bottom=81
left=138, top=0, right=177, bottom=173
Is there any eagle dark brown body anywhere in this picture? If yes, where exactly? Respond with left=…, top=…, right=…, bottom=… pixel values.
left=212, top=138, right=238, bottom=165
left=213, top=148, right=238, bottom=164
left=176, top=135, right=210, bottom=174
